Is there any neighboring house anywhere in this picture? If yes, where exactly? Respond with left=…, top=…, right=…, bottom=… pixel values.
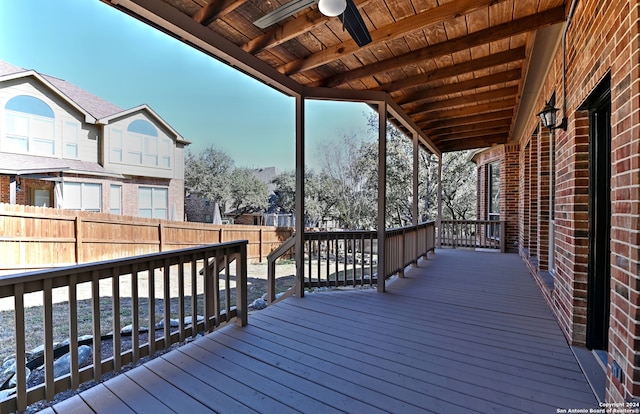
left=0, top=60, right=189, bottom=220
left=186, top=167, right=281, bottom=225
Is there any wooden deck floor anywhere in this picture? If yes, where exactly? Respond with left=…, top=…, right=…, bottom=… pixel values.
left=46, top=249, right=597, bottom=413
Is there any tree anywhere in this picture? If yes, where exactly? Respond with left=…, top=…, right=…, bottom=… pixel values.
left=440, top=151, right=477, bottom=220
left=184, top=146, right=233, bottom=204
left=317, top=133, right=378, bottom=229
left=227, top=168, right=269, bottom=219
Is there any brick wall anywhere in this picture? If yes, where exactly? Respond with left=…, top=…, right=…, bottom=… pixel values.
left=472, top=0, right=640, bottom=402
left=524, top=0, right=637, bottom=402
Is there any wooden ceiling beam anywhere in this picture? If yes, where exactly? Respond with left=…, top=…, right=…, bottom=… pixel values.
left=193, top=0, right=247, bottom=26
left=407, top=86, right=519, bottom=116
left=431, top=126, right=512, bottom=143
left=424, top=118, right=512, bottom=137
left=320, top=6, right=565, bottom=87
left=412, top=98, right=516, bottom=124
left=399, top=68, right=522, bottom=108
left=419, top=109, right=514, bottom=130
left=278, top=0, right=509, bottom=76
left=437, top=135, right=509, bottom=152
left=384, top=48, right=525, bottom=96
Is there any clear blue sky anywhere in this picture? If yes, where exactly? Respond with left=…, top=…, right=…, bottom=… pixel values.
left=0, top=0, right=374, bottom=171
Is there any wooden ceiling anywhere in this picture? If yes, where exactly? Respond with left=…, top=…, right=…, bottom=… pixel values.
left=103, top=0, right=567, bottom=153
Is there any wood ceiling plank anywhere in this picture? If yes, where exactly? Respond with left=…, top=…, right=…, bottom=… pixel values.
left=407, top=86, right=519, bottom=115
left=277, top=0, right=510, bottom=75
left=376, top=47, right=526, bottom=94
left=514, top=0, right=539, bottom=19
left=431, top=125, right=512, bottom=142
left=320, top=6, right=565, bottom=87
left=437, top=135, right=509, bottom=152
left=399, top=68, right=522, bottom=107
left=424, top=118, right=512, bottom=136
left=419, top=109, right=514, bottom=130
left=412, top=97, right=516, bottom=123
left=490, top=0, right=515, bottom=26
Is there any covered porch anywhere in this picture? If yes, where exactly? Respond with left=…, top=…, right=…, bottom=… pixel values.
left=44, top=249, right=597, bottom=413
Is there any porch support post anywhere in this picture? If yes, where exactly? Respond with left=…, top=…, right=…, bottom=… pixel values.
left=412, top=132, right=419, bottom=226
left=9, top=176, right=16, bottom=204
left=295, top=94, right=305, bottom=298
left=437, top=155, right=443, bottom=248
left=377, top=101, right=387, bottom=293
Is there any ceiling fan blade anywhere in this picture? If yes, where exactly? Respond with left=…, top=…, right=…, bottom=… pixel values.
left=340, top=0, right=371, bottom=47
left=254, top=0, right=319, bottom=29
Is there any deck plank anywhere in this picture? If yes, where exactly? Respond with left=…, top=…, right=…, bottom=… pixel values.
left=50, top=395, right=94, bottom=414
left=49, top=249, right=598, bottom=413
left=77, top=383, right=135, bottom=414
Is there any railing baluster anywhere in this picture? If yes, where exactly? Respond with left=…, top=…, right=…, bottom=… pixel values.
left=163, top=259, right=171, bottom=349
left=178, top=260, right=185, bottom=342
left=112, top=267, right=121, bottom=372
left=204, top=254, right=212, bottom=332
left=213, top=252, right=221, bottom=327
left=68, top=274, right=79, bottom=389
left=225, top=249, right=231, bottom=322
left=43, top=278, right=54, bottom=401
left=236, top=243, right=248, bottom=327
left=326, top=234, right=331, bottom=286
left=91, top=270, right=101, bottom=380
left=14, top=283, right=27, bottom=412
left=131, top=263, right=139, bottom=363
left=191, top=254, right=198, bottom=336
left=148, top=265, right=156, bottom=356
left=316, top=238, right=321, bottom=287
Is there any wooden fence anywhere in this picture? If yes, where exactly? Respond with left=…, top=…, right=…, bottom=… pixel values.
left=0, top=203, right=292, bottom=273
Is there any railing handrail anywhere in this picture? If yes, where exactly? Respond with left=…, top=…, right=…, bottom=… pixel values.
left=0, top=241, right=249, bottom=413
left=438, top=219, right=506, bottom=252
left=266, top=222, right=437, bottom=302
left=0, top=240, right=248, bottom=293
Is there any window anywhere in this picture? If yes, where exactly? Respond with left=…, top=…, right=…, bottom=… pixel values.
left=138, top=187, right=168, bottom=219
left=4, top=95, right=55, bottom=156
left=487, top=162, right=500, bottom=239
left=33, top=189, right=50, bottom=207
left=64, top=182, right=102, bottom=212
left=64, top=121, right=79, bottom=158
left=488, top=162, right=500, bottom=221
left=111, top=129, right=123, bottom=162
left=110, top=185, right=122, bottom=215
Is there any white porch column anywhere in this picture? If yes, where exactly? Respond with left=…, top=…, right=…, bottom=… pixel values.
left=9, top=176, right=17, bottom=205
left=295, top=94, right=305, bottom=298
left=377, top=102, right=387, bottom=293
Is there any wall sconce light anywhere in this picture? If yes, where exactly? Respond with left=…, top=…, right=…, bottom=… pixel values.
left=538, top=99, right=567, bottom=131
left=318, top=0, right=346, bottom=16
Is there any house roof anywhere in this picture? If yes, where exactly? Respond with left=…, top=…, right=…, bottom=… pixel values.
left=99, top=104, right=190, bottom=145
left=0, top=153, right=124, bottom=178
left=102, top=0, right=566, bottom=153
left=0, top=60, right=189, bottom=145
left=0, top=60, right=123, bottom=120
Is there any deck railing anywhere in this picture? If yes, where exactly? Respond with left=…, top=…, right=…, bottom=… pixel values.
left=439, top=220, right=506, bottom=252
left=266, top=222, right=436, bottom=303
left=384, top=221, right=436, bottom=278
left=0, top=241, right=248, bottom=413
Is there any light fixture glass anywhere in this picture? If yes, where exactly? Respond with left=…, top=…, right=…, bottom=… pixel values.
left=318, top=0, right=347, bottom=17
left=538, top=100, right=559, bottom=129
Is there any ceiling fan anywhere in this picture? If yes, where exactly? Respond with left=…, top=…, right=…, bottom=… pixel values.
left=254, top=0, right=372, bottom=47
